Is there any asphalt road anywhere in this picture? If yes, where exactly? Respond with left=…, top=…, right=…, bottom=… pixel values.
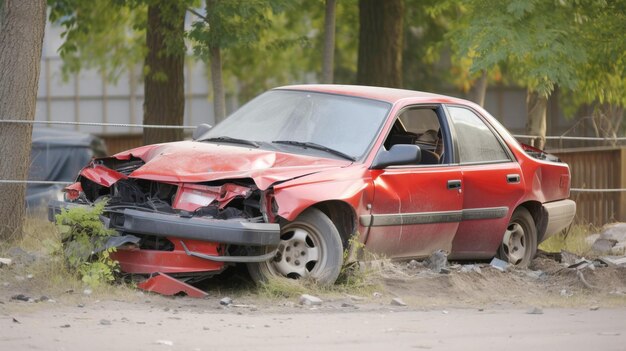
left=2, top=305, right=625, bottom=350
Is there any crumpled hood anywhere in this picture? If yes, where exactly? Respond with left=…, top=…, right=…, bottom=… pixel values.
left=113, top=141, right=352, bottom=190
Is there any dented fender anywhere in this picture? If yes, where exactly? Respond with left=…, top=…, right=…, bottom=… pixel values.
left=272, top=165, right=374, bottom=222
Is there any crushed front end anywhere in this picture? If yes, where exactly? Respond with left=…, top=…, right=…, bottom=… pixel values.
left=48, top=156, right=280, bottom=292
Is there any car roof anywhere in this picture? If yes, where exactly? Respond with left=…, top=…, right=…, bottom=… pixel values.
left=275, top=84, right=470, bottom=105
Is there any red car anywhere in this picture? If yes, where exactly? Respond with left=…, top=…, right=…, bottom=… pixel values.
left=50, top=85, right=576, bottom=288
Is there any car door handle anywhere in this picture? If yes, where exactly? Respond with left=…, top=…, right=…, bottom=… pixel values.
left=507, top=174, right=521, bottom=183
left=447, top=180, right=462, bottom=190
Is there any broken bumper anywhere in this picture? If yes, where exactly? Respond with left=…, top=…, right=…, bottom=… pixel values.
left=542, top=199, right=576, bottom=241
left=48, top=200, right=281, bottom=247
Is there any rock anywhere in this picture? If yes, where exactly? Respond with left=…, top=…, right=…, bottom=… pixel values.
left=585, top=233, right=601, bottom=246
left=425, top=250, right=448, bottom=273
left=592, top=238, right=618, bottom=253
left=461, top=264, right=482, bottom=274
left=526, top=307, right=543, bottom=315
left=155, top=340, right=174, bottom=346
left=600, top=223, right=626, bottom=242
left=12, top=317, right=20, bottom=324
left=11, top=294, right=30, bottom=302
left=38, top=295, right=50, bottom=302
left=77, top=303, right=85, bottom=308
left=299, top=294, right=323, bottom=306
left=0, top=258, right=12, bottom=267
left=341, top=302, right=357, bottom=308
left=83, top=288, right=93, bottom=296
left=219, top=297, right=233, bottom=306
left=560, top=289, right=573, bottom=297
left=442, top=310, right=449, bottom=314
left=590, top=305, right=600, bottom=311
left=99, top=319, right=111, bottom=326
left=611, top=242, right=626, bottom=255
left=407, top=259, right=421, bottom=269
left=60, top=324, right=70, bottom=328
left=489, top=257, right=509, bottom=272
left=390, top=298, right=407, bottom=307
left=372, top=292, right=382, bottom=298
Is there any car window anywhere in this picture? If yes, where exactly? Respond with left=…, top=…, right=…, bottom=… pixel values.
left=447, top=106, right=510, bottom=164
left=382, top=107, right=446, bottom=165
left=202, top=90, right=390, bottom=160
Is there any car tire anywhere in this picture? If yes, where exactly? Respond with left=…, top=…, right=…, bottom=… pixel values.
left=497, top=207, right=537, bottom=267
left=247, top=208, right=343, bottom=286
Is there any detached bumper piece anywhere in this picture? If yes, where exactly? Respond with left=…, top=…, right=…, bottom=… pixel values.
left=137, top=272, right=208, bottom=298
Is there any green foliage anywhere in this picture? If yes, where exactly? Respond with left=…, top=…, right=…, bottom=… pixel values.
left=54, top=202, right=119, bottom=287
left=444, top=0, right=589, bottom=97
left=48, top=0, right=148, bottom=80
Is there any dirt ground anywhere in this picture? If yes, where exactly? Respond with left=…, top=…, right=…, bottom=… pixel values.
left=1, top=253, right=626, bottom=350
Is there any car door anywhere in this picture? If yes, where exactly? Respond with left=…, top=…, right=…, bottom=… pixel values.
left=445, top=105, right=526, bottom=259
left=363, top=106, right=463, bottom=259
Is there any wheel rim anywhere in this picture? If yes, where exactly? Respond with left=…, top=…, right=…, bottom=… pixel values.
left=502, top=222, right=526, bottom=265
left=268, top=223, right=326, bottom=279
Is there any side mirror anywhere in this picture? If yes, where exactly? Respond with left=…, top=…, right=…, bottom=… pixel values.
left=371, top=144, right=421, bottom=169
left=192, top=123, right=212, bottom=140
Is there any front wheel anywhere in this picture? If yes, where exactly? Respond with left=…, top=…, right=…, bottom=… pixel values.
left=497, top=207, right=537, bottom=267
left=247, top=208, right=343, bottom=286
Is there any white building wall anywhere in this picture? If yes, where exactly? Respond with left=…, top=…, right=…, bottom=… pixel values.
left=35, top=22, right=215, bottom=136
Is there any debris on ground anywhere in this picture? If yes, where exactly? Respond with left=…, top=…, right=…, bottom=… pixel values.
left=588, top=223, right=626, bottom=255
left=299, top=294, right=323, bottom=306
left=155, top=340, right=174, bottom=346
left=425, top=250, right=448, bottom=273
left=11, top=294, right=32, bottom=302
left=220, top=297, right=233, bottom=306
left=390, top=297, right=407, bottom=306
left=489, top=258, right=509, bottom=272
left=526, top=307, right=543, bottom=315
left=460, top=264, right=482, bottom=274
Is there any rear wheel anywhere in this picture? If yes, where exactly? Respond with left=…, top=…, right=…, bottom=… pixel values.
left=497, top=207, right=537, bottom=267
left=247, top=208, right=343, bottom=286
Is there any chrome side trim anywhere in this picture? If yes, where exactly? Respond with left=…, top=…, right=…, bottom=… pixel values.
left=360, top=206, right=509, bottom=227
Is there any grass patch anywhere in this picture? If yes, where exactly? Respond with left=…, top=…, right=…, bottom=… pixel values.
left=539, top=224, right=596, bottom=256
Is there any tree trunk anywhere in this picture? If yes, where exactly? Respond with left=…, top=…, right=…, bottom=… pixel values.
left=471, top=70, right=488, bottom=107
left=321, top=0, right=337, bottom=84
left=0, top=0, right=46, bottom=240
left=143, top=2, right=185, bottom=145
left=526, top=90, right=548, bottom=149
left=356, top=0, right=404, bottom=88
left=209, top=44, right=226, bottom=124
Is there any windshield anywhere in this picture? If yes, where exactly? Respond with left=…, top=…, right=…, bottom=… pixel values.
left=200, top=90, right=391, bottom=160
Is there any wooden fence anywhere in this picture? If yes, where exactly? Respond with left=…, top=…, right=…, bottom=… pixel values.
left=552, top=147, right=626, bottom=226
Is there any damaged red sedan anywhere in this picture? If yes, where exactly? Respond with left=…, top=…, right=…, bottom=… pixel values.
left=49, top=85, right=576, bottom=289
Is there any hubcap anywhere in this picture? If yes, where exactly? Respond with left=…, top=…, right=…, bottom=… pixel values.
left=271, top=227, right=321, bottom=279
left=502, top=222, right=526, bottom=265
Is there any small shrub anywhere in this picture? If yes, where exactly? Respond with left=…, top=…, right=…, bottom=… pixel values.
left=54, top=202, right=119, bottom=287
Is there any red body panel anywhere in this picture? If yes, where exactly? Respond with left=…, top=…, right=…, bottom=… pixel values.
left=111, top=239, right=224, bottom=274
left=365, top=166, right=463, bottom=258
left=115, top=141, right=350, bottom=190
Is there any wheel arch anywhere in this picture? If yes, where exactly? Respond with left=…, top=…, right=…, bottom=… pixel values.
left=311, top=200, right=357, bottom=250
left=517, top=200, right=548, bottom=243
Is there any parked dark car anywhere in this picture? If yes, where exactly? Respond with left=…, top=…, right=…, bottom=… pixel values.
left=28, top=127, right=106, bottom=208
